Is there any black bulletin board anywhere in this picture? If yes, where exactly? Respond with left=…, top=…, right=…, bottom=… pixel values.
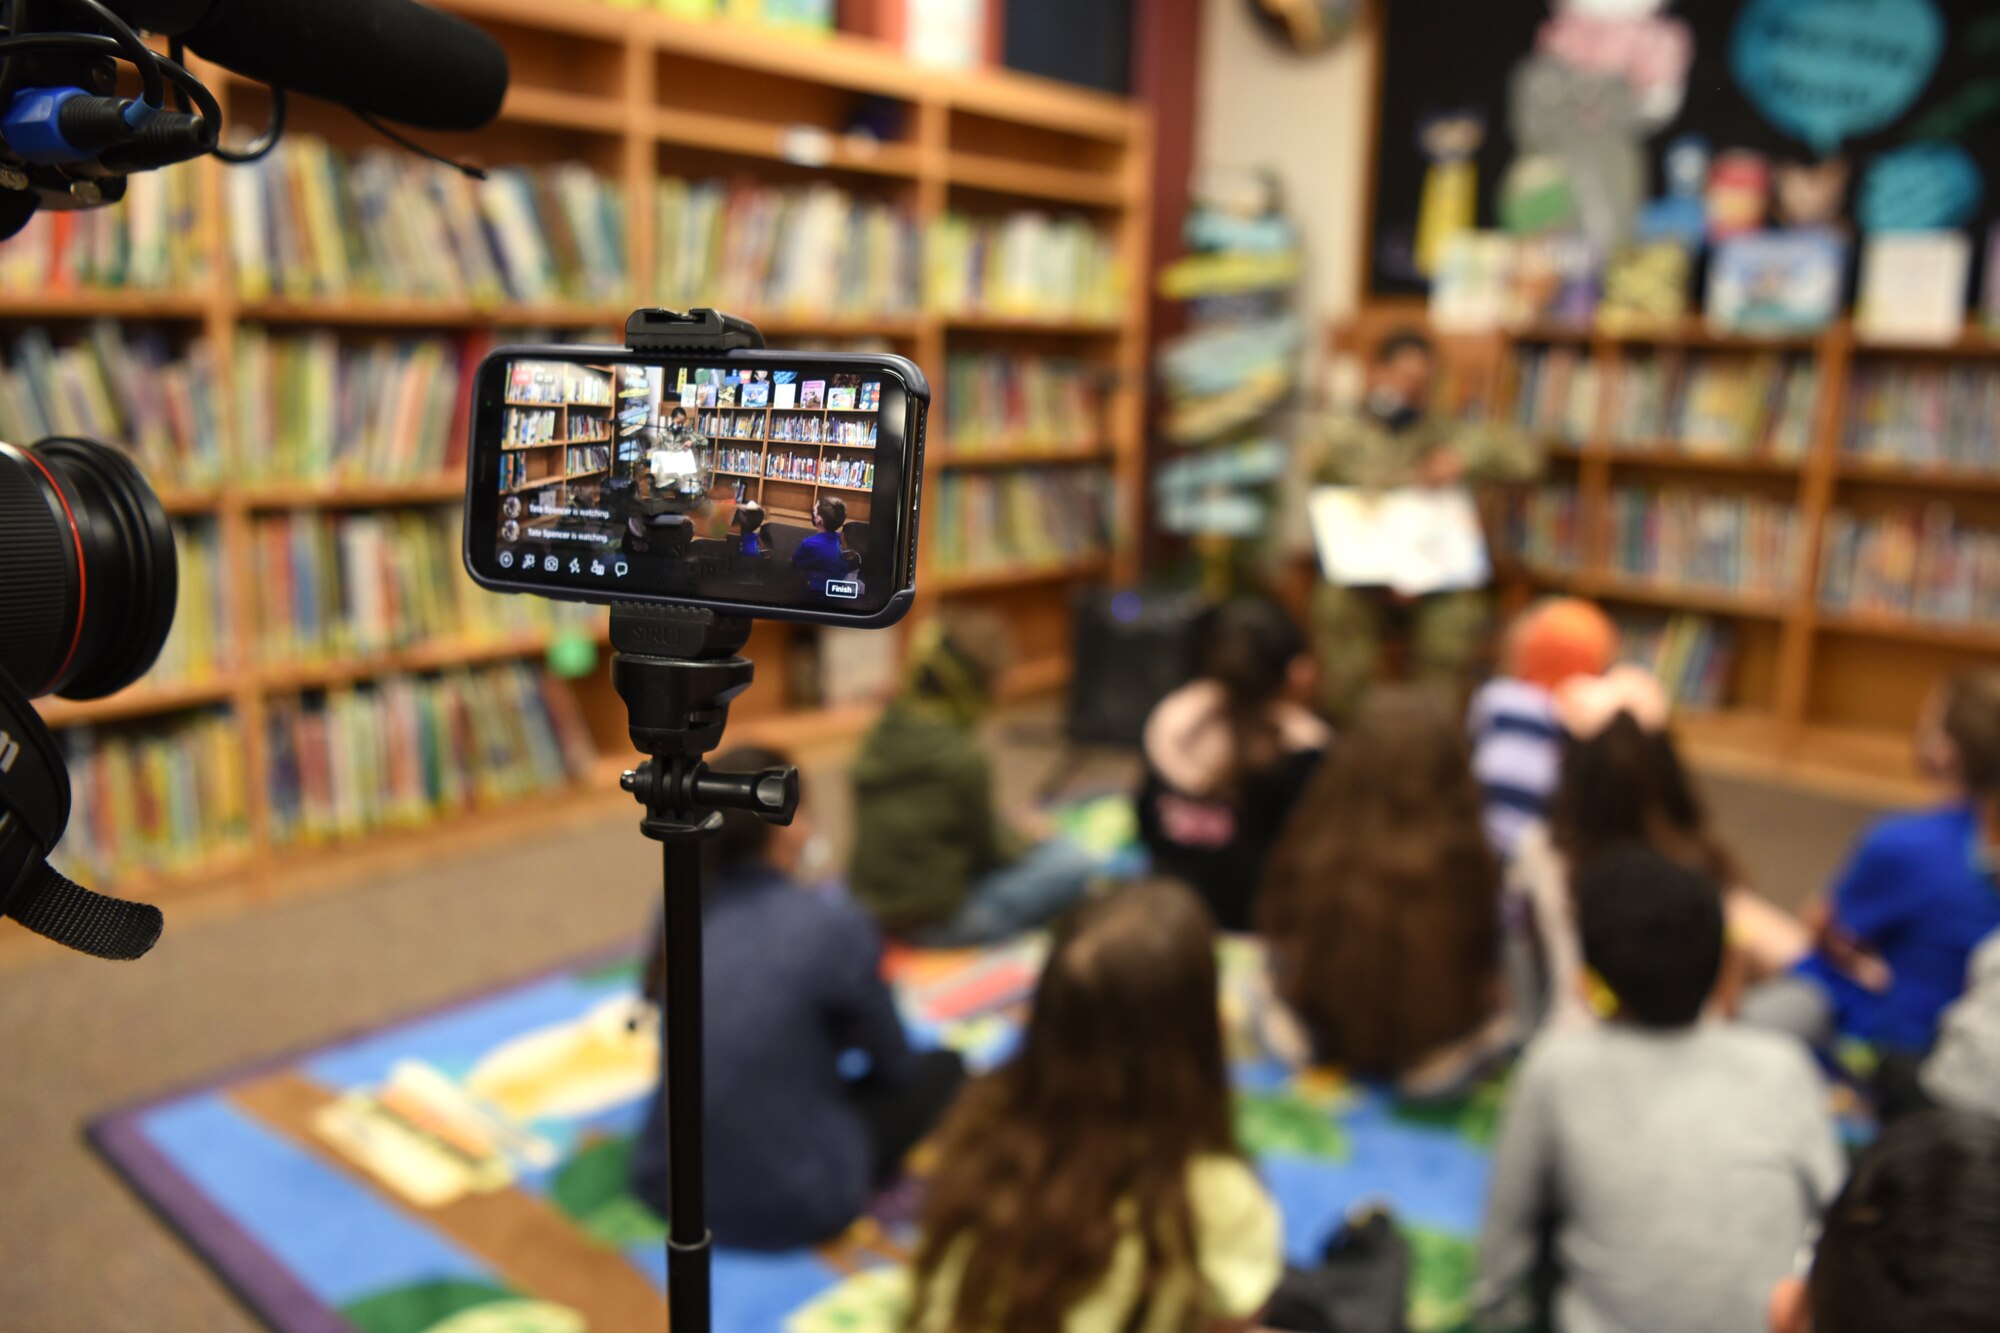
left=1370, top=0, right=2000, bottom=299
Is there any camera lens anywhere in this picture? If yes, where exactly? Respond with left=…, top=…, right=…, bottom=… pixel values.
left=0, top=438, right=177, bottom=700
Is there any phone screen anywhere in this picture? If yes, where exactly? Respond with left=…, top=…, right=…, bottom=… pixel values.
left=464, top=348, right=925, bottom=623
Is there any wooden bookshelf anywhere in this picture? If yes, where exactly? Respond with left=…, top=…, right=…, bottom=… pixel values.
left=1347, top=303, right=2000, bottom=799
left=11, top=0, right=1152, bottom=910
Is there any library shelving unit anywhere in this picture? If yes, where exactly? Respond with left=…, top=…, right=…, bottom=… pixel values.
left=1340, top=302, right=2000, bottom=801
left=8, top=0, right=1152, bottom=934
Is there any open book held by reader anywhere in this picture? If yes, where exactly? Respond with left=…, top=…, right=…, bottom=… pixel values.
left=1308, top=485, right=1490, bottom=597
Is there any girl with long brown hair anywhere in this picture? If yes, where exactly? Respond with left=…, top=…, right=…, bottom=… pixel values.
left=1257, top=684, right=1500, bottom=1079
left=907, top=878, right=1282, bottom=1333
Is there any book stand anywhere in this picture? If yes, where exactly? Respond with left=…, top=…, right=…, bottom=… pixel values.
left=611, top=309, right=798, bottom=1333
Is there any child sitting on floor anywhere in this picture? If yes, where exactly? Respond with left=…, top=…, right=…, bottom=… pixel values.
left=849, top=611, right=1094, bottom=946
left=1474, top=845, right=1844, bottom=1333
left=1767, top=1108, right=2000, bottom=1333
left=1136, top=594, right=1329, bottom=932
left=732, top=500, right=767, bottom=556
left=630, top=746, right=964, bottom=1250
left=793, top=495, right=856, bottom=593
left=907, top=878, right=1283, bottom=1331
left=1758, top=671, right=2000, bottom=1058
left=1258, top=684, right=1501, bottom=1083
left=1466, top=597, right=1617, bottom=859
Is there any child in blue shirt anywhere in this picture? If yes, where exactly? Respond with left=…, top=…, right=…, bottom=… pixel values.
left=1788, top=672, right=2000, bottom=1053
left=733, top=500, right=766, bottom=556
left=793, top=495, right=854, bottom=593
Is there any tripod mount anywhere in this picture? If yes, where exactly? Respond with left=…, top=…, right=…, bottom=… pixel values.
left=610, top=309, right=794, bottom=1333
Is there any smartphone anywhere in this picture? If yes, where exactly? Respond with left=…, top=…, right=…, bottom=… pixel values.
left=464, top=346, right=929, bottom=627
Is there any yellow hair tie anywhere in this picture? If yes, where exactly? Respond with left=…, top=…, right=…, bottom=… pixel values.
left=1584, top=966, right=1620, bottom=1019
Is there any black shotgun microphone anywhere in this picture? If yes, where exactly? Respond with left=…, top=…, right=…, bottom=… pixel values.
left=104, top=0, right=509, bottom=131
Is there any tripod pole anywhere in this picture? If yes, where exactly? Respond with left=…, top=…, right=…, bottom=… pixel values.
left=662, top=837, right=709, bottom=1328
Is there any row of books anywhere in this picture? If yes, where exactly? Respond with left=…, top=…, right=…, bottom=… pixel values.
left=564, top=444, right=610, bottom=475
left=502, top=407, right=561, bottom=447
left=265, top=664, right=591, bottom=849
left=1607, top=353, right=1818, bottom=460
left=0, top=165, right=206, bottom=293
left=1843, top=364, right=2000, bottom=475
left=927, top=211, right=1124, bottom=321
left=655, top=176, right=920, bottom=318
left=151, top=522, right=235, bottom=688
left=507, top=361, right=611, bottom=406
left=1615, top=613, right=1737, bottom=710
left=1608, top=486, right=1803, bottom=598
left=1499, top=485, right=1585, bottom=571
left=500, top=452, right=535, bottom=491
left=57, top=710, right=252, bottom=885
left=0, top=323, right=224, bottom=488
left=945, top=353, right=1103, bottom=452
left=250, top=506, right=600, bottom=664
left=757, top=449, right=873, bottom=488
left=1435, top=226, right=1992, bottom=345
left=229, top=137, right=626, bottom=304
left=698, top=410, right=763, bottom=439
left=928, top=468, right=1111, bottom=573
left=1819, top=506, right=2000, bottom=627
left=712, top=446, right=763, bottom=476
left=236, top=329, right=463, bottom=484
left=1513, top=348, right=1598, bottom=444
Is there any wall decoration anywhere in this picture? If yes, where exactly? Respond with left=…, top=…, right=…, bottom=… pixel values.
left=1731, top=0, right=1944, bottom=155
left=1856, top=141, right=1985, bottom=231
left=1415, top=111, right=1486, bottom=277
left=1374, top=0, right=2000, bottom=304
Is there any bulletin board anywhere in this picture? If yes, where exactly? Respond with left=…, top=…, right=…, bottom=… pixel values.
left=1369, top=0, right=2000, bottom=298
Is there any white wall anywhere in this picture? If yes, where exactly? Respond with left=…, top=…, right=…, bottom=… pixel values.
left=1194, top=0, right=1376, bottom=330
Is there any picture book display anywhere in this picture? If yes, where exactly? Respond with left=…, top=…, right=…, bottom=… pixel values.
left=1307, top=486, right=1491, bottom=596
left=1705, top=231, right=1845, bottom=336
left=1857, top=232, right=1972, bottom=345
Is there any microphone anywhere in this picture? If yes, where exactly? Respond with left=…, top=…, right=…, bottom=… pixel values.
left=104, top=0, right=509, bottom=132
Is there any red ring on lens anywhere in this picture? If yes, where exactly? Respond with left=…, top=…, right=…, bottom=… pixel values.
left=7, top=443, right=87, bottom=689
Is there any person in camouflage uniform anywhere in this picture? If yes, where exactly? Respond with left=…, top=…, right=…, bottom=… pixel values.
left=1310, top=330, right=1541, bottom=720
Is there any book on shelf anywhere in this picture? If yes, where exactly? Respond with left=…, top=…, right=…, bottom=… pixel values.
left=656, top=176, right=919, bottom=318
left=926, top=211, right=1123, bottom=321
left=1857, top=232, right=1971, bottom=346
left=1986, top=224, right=2000, bottom=335
left=149, top=521, right=234, bottom=688
left=251, top=506, right=601, bottom=665
left=236, top=329, right=465, bottom=484
left=0, top=164, right=205, bottom=293
left=930, top=467, right=1111, bottom=573
left=1500, top=485, right=1583, bottom=572
left=1615, top=612, right=1736, bottom=709
left=564, top=444, right=610, bottom=475
left=1843, top=362, right=2000, bottom=475
left=503, top=406, right=559, bottom=447
left=1597, top=241, right=1692, bottom=336
left=945, top=353, right=1102, bottom=453
left=1506, top=234, right=1598, bottom=331
left=1513, top=346, right=1599, bottom=444
left=1820, top=504, right=2000, bottom=628
left=1705, top=229, right=1845, bottom=336
left=1608, top=485, right=1803, bottom=599
left=229, top=137, right=626, bottom=304
left=1607, top=352, right=1817, bottom=461
left=57, top=709, right=252, bottom=886
left=1429, top=231, right=1512, bottom=333
left=0, top=322, right=223, bottom=488
left=264, top=663, right=593, bottom=849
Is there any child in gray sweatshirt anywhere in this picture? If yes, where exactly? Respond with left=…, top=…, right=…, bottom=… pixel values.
left=1473, top=845, right=1845, bottom=1333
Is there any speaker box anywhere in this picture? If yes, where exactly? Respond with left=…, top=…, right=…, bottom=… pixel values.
left=1066, top=586, right=1206, bottom=746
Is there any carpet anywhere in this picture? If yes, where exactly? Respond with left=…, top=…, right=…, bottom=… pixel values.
left=90, top=933, right=1502, bottom=1333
